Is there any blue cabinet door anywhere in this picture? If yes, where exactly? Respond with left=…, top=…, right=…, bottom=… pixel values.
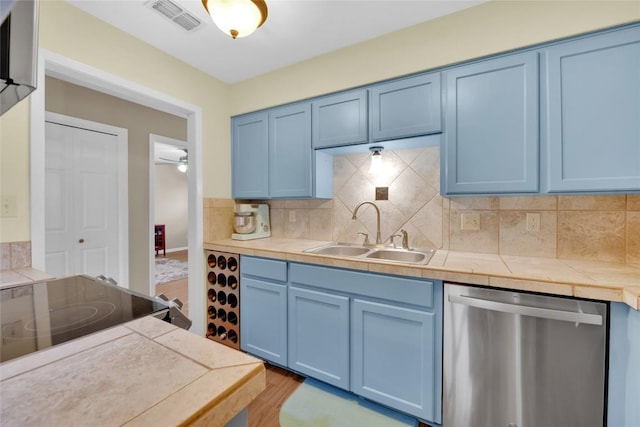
left=288, top=286, right=350, bottom=389
left=370, top=72, right=441, bottom=141
left=232, top=112, right=269, bottom=199
left=269, top=103, right=312, bottom=198
left=442, top=52, right=539, bottom=195
left=312, top=89, right=368, bottom=149
left=351, top=298, right=441, bottom=423
left=543, top=26, right=640, bottom=192
left=240, top=276, right=288, bottom=366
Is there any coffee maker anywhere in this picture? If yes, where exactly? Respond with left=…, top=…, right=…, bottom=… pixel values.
left=231, top=204, right=271, bottom=240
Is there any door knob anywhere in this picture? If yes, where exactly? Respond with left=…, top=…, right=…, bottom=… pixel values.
left=79, top=238, right=85, bottom=243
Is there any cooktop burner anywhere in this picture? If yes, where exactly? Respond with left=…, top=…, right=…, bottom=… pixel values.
left=1, top=275, right=170, bottom=363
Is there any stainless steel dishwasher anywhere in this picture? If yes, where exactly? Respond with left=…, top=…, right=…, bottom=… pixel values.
left=444, top=283, right=608, bottom=427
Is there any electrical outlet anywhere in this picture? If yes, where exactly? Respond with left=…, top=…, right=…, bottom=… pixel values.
left=461, top=213, right=480, bottom=231
left=289, top=210, right=296, bottom=223
left=526, top=212, right=541, bottom=232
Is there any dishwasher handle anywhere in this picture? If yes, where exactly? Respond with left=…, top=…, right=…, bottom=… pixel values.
left=448, top=294, right=603, bottom=326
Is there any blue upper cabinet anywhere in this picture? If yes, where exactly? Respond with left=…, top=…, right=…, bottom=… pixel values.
left=543, top=26, right=640, bottom=193
left=232, top=112, right=269, bottom=199
left=312, top=89, right=368, bottom=149
left=369, top=72, right=442, bottom=141
left=232, top=103, right=317, bottom=199
left=442, top=52, right=539, bottom=195
left=269, top=103, right=312, bottom=198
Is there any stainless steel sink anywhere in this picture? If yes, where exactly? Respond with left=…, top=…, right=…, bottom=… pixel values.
left=304, top=242, right=435, bottom=265
left=308, top=244, right=371, bottom=257
left=366, top=248, right=434, bottom=264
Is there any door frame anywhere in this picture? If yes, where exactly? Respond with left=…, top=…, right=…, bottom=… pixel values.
left=29, top=49, right=205, bottom=336
left=45, top=112, right=129, bottom=286
left=149, top=133, right=188, bottom=295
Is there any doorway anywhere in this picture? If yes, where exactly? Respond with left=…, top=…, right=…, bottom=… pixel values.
left=150, top=134, right=189, bottom=309
left=29, top=50, right=205, bottom=336
left=44, top=112, right=129, bottom=285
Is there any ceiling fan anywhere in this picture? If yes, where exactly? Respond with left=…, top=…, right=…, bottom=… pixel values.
left=158, top=148, right=188, bottom=172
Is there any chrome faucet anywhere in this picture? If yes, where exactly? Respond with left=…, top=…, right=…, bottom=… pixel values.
left=351, top=201, right=382, bottom=245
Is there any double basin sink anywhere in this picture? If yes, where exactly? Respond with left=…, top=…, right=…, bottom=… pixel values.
left=303, top=242, right=435, bottom=265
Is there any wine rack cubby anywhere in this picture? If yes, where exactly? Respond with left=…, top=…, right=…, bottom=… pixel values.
left=205, top=250, right=240, bottom=350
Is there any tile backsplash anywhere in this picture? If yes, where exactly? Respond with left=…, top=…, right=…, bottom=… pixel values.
left=205, top=146, right=640, bottom=265
left=0, top=241, right=32, bottom=270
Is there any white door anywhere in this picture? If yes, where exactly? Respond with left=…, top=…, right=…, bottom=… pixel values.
left=45, top=119, right=123, bottom=282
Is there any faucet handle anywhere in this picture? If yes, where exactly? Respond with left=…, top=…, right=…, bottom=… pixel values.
left=400, top=229, right=410, bottom=250
left=357, top=232, right=370, bottom=245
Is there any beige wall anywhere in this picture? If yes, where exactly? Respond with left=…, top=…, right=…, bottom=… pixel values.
left=0, top=0, right=230, bottom=244
left=45, top=77, right=187, bottom=293
left=230, top=1, right=640, bottom=114
left=155, top=164, right=189, bottom=250
left=1, top=0, right=638, bottom=246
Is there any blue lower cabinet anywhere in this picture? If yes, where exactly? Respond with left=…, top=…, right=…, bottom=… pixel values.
left=608, top=302, right=640, bottom=427
left=240, top=276, right=288, bottom=366
left=351, top=298, right=442, bottom=423
left=288, top=286, right=350, bottom=389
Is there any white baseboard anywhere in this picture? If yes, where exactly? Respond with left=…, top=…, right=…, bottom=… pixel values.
left=165, top=246, right=188, bottom=253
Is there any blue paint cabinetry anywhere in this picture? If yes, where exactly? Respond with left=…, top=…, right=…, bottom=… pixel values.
left=268, top=103, right=312, bottom=198
left=232, top=103, right=331, bottom=199
left=351, top=297, right=441, bottom=423
left=442, top=24, right=640, bottom=196
left=608, top=302, right=640, bottom=427
left=312, top=89, right=368, bottom=149
left=232, top=112, right=269, bottom=199
left=287, top=261, right=443, bottom=424
left=442, top=52, right=539, bottom=195
left=370, top=73, right=442, bottom=141
left=543, top=26, right=640, bottom=193
left=239, top=256, right=288, bottom=366
left=288, top=286, right=350, bottom=389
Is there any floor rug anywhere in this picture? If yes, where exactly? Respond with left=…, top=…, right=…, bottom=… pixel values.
left=280, top=378, right=417, bottom=427
left=154, top=257, right=188, bottom=286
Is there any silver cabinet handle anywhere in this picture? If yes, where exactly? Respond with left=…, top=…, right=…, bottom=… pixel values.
left=448, top=294, right=603, bottom=325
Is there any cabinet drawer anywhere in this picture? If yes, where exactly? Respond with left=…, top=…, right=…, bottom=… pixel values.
left=289, top=263, right=434, bottom=308
left=241, top=256, right=287, bottom=282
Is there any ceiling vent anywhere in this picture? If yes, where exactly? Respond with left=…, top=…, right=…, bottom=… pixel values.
left=145, top=0, right=202, bottom=32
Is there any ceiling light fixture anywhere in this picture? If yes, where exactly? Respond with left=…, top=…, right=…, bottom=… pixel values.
left=369, top=146, right=383, bottom=173
left=177, top=154, right=188, bottom=173
left=201, top=0, right=268, bottom=39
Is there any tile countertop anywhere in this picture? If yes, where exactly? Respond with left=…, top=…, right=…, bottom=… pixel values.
left=205, top=238, right=640, bottom=310
left=0, top=268, right=55, bottom=289
left=0, top=316, right=266, bottom=426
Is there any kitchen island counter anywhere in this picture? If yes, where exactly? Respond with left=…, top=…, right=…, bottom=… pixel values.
left=0, top=316, right=265, bottom=426
left=206, top=237, right=640, bottom=310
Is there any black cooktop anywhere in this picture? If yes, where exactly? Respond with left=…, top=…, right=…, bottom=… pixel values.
left=0, top=275, right=170, bottom=363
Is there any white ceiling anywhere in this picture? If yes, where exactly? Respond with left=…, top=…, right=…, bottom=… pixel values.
left=67, top=0, right=485, bottom=84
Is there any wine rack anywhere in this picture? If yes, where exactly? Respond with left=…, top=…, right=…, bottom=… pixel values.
left=205, top=250, right=240, bottom=349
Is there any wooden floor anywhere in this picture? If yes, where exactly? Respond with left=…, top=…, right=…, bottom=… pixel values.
left=248, top=364, right=304, bottom=427
left=154, top=251, right=431, bottom=427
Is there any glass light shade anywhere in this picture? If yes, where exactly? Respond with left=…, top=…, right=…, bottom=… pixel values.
left=369, top=150, right=383, bottom=174
left=177, top=163, right=188, bottom=173
left=202, top=0, right=268, bottom=39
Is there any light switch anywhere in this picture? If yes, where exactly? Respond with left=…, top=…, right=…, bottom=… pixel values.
left=1, top=196, right=17, bottom=218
